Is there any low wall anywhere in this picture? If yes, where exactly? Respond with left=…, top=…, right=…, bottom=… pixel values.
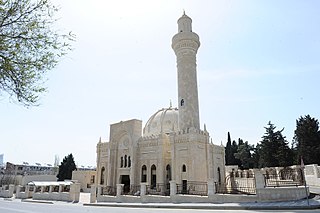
left=0, top=185, right=14, bottom=198
left=15, top=185, right=34, bottom=199
left=33, top=192, right=71, bottom=201
left=305, top=164, right=320, bottom=186
left=257, top=186, right=308, bottom=202
left=30, top=183, right=81, bottom=202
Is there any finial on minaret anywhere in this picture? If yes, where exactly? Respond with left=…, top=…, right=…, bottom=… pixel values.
left=204, top=123, right=207, bottom=132
left=183, top=9, right=186, bottom=15
left=99, top=137, right=102, bottom=143
left=169, top=100, right=172, bottom=108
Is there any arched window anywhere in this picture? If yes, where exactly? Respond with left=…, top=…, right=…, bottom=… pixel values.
left=100, top=167, right=105, bottom=185
left=151, top=165, right=157, bottom=189
left=166, top=164, right=171, bottom=181
left=180, top=99, right=184, bottom=106
left=217, top=167, right=221, bottom=184
left=141, top=165, right=147, bottom=182
left=124, top=155, right=127, bottom=167
left=128, top=156, right=131, bottom=168
left=120, top=157, right=123, bottom=168
left=182, top=164, right=186, bottom=172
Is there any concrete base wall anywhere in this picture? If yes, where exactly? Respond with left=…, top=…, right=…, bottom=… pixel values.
left=96, top=186, right=308, bottom=203
left=257, top=187, right=307, bottom=202
left=0, top=185, right=14, bottom=198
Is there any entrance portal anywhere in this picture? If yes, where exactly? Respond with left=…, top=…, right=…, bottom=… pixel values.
left=120, top=175, right=130, bottom=194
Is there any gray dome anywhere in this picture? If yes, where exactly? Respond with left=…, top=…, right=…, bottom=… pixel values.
left=143, top=107, right=179, bottom=136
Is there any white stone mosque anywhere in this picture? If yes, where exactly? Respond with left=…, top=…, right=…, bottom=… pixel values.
left=95, top=12, right=225, bottom=194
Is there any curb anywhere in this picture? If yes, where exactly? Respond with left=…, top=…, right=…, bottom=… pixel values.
left=21, top=199, right=54, bottom=204
left=83, top=203, right=320, bottom=210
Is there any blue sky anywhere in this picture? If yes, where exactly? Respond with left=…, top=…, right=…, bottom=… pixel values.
left=1, top=0, right=319, bottom=167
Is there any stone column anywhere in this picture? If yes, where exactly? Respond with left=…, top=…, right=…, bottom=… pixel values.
left=116, top=184, right=124, bottom=197
left=25, top=185, right=30, bottom=198
left=16, top=185, right=21, bottom=197
left=49, top=185, right=53, bottom=193
left=58, top=185, right=63, bottom=193
left=8, top=184, right=15, bottom=198
left=40, top=186, right=44, bottom=193
left=313, top=164, right=319, bottom=178
left=70, top=183, right=81, bottom=203
left=140, top=183, right=147, bottom=196
left=97, top=185, right=102, bottom=196
left=169, top=181, right=176, bottom=196
left=90, top=185, right=97, bottom=203
left=207, top=179, right=215, bottom=196
left=254, top=169, right=265, bottom=189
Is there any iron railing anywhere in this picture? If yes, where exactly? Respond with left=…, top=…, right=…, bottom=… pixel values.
left=215, top=181, right=256, bottom=195
left=177, top=181, right=207, bottom=196
left=264, top=168, right=303, bottom=187
left=128, top=185, right=141, bottom=196
left=147, top=183, right=170, bottom=196
left=101, top=186, right=116, bottom=196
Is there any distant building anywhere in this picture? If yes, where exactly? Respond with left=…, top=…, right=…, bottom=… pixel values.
left=72, top=169, right=96, bottom=193
left=0, top=154, right=3, bottom=167
left=1, top=162, right=58, bottom=186
left=5, top=162, right=57, bottom=176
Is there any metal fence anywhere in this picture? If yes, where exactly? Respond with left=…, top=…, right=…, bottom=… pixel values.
left=176, top=181, right=207, bottom=196
left=264, top=168, right=303, bottom=187
left=101, top=186, right=116, bottom=196
left=215, top=174, right=256, bottom=195
left=128, top=185, right=140, bottom=196
left=147, top=183, right=170, bottom=196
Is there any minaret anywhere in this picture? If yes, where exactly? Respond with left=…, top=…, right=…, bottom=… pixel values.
left=172, top=12, right=200, bottom=131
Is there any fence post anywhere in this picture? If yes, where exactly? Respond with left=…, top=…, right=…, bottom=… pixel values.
left=253, top=169, right=264, bottom=189
left=90, top=185, right=97, bottom=203
left=97, top=185, right=102, bottom=196
left=207, top=179, right=215, bottom=196
left=16, top=185, right=21, bottom=197
left=8, top=184, right=14, bottom=198
left=70, top=183, right=81, bottom=203
left=116, top=184, right=124, bottom=197
left=140, top=183, right=147, bottom=196
left=169, top=181, right=176, bottom=196
left=313, top=164, right=319, bottom=178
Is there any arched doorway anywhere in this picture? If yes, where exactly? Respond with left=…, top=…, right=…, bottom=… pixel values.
left=165, top=164, right=171, bottom=195
left=151, top=165, right=156, bottom=189
left=120, top=175, right=130, bottom=194
left=100, top=167, right=105, bottom=185
left=217, top=167, right=221, bottom=185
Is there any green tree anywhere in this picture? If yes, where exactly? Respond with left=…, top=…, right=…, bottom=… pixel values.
left=252, top=143, right=261, bottom=168
left=234, top=140, right=254, bottom=169
left=0, top=0, right=74, bottom=106
left=259, top=121, right=293, bottom=167
left=293, top=115, right=320, bottom=164
left=225, top=132, right=236, bottom=165
left=57, top=153, right=77, bottom=181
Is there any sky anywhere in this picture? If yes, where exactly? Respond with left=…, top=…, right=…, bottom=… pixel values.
left=1, top=0, right=320, bottom=167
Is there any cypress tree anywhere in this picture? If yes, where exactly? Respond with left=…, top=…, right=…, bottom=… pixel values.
left=294, top=115, right=320, bottom=164
left=57, top=153, right=77, bottom=181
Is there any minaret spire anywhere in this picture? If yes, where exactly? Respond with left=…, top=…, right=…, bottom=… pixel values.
left=172, top=13, right=200, bottom=131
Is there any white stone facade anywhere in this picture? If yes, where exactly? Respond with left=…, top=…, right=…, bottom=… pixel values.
left=95, top=13, right=225, bottom=195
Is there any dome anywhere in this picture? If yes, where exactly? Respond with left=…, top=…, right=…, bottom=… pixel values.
left=143, top=107, right=179, bottom=136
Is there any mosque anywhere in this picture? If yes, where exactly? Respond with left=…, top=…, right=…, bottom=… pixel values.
left=95, top=13, right=225, bottom=194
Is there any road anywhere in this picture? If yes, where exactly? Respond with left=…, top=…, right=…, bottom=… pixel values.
left=0, top=200, right=318, bottom=213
